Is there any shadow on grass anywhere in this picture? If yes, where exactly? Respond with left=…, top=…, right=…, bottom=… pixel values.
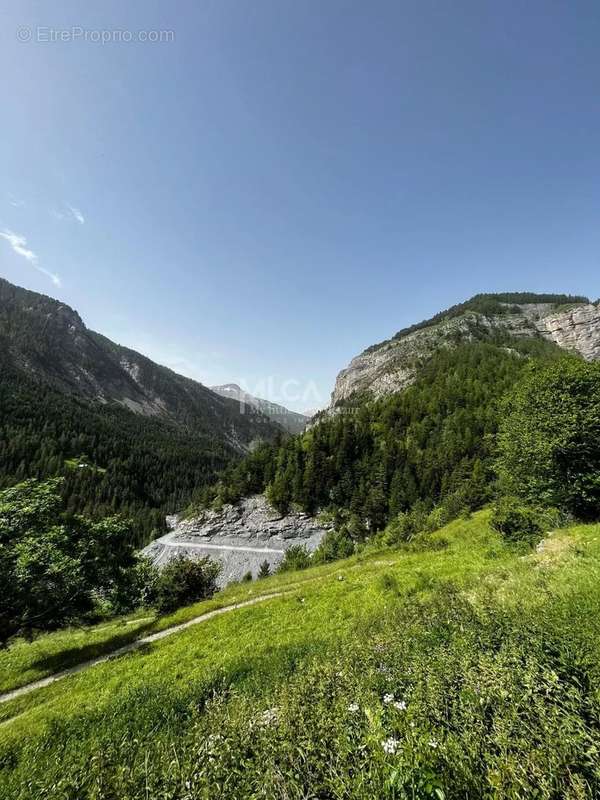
left=26, top=620, right=157, bottom=679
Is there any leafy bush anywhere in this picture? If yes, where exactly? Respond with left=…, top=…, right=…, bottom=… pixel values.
left=277, top=545, right=311, bottom=573
left=490, top=497, right=544, bottom=543
left=382, top=501, right=431, bottom=545
left=313, top=529, right=355, bottom=564
left=153, top=555, right=220, bottom=614
left=0, top=479, right=143, bottom=644
left=497, top=358, right=600, bottom=519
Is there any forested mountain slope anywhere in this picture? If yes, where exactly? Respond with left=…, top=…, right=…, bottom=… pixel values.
left=0, top=278, right=280, bottom=449
left=192, top=292, right=600, bottom=544
left=191, top=335, right=564, bottom=529
left=0, top=278, right=283, bottom=542
left=328, top=292, right=600, bottom=407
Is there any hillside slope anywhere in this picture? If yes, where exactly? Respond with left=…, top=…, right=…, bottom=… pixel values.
left=192, top=337, right=565, bottom=534
left=2, top=512, right=600, bottom=798
left=0, top=277, right=281, bottom=450
left=0, top=278, right=283, bottom=540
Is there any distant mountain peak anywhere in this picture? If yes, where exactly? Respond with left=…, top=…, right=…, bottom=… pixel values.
left=210, top=384, right=308, bottom=434
left=213, top=383, right=243, bottom=394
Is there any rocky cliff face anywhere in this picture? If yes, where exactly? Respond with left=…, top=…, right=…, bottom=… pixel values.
left=143, top=495, right=330, bottom=586
left=542, top=304, right=600, bottom=361
left=330, top=301, right=600, bottom=407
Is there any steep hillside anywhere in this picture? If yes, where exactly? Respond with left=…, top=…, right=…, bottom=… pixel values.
left=329, top=292, right=599, bottom=407
left=0, top=278, right=283, bottom=541
left=0, top=278, right=281, bottom=450
left=188, top=291, right=600, bottom=561
left=192, top=337, right=565, bottom=533
left=211, top=383, right=308, bottom=434
left=3, top=512, right=600, bottom=798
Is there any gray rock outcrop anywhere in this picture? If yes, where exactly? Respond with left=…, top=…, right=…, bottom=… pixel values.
left=143, top=496, right=330, bottom=587
left=542, top=304, right=600, bottom=361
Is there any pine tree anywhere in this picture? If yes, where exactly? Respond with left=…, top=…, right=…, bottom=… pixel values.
left=258, top=560, right=271, bottom=579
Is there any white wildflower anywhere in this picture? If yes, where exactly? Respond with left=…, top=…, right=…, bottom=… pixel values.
left=347, top=702, right=360, bottom=713
left=383, top=693, right=394, bottom=704
left=429, top=738, right=439, bottom=749
left=259, top=708, right=279, bottom=727
left=393, top=699, right=407, bottom=711
left=382, top=737, right=400, bottom=754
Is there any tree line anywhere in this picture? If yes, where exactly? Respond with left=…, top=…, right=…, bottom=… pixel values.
left=0, top=357, right=237, bottom=545
left=190, top=336, right=563, bottom=535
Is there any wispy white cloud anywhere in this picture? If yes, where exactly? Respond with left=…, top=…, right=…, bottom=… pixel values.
left=0, top=229, right=37, bottom=264
left=0, top=229, right=61, bottom=287
left=7, top=194, right=25, bottom=208
left=67, top=205, right=85, bottom=224
left=52, top=204, right=85, bottom=224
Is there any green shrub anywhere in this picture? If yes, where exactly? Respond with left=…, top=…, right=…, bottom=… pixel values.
left=257, top=560, right=271, bottom=579
left=313, top=530, right=355, bottom=564
left=497, top=358, right=600, bottom=519
left=277, top=545, right=311, bottom=573
left=490, top=498, right=544, bottom=543
left=154, top=555, right=220, bottom=614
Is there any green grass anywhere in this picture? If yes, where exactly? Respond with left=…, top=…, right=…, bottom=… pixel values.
left=0, top=512, right=502, bottom=697
left=2, top=512, right=600, bottom=798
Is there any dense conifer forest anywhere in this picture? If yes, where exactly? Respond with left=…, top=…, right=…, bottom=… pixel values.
left=190, top=335, right=564, bottom=533
left=0, top=356, right=240, bottom=544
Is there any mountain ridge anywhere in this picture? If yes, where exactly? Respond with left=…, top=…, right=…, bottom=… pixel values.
left=329, top=293, right=600, bottom=408
left=0, top=277, right=283, bottom=540
left=0, top=277, right=282, bottom=451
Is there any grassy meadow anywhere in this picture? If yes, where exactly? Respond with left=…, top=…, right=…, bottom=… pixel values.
left=2, top=511, right=600, bottom=798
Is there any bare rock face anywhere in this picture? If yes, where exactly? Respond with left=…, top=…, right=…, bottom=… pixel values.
left=329, top=302, right=600, bottom=407
left=541, top=304, right=600, bottom=361
left=143, top=496, right=330, bottom=587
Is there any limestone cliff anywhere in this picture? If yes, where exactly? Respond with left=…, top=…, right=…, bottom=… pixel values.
left=542, top=304, right=600, bottom=361
left=329, top=299, right=600, bottom=407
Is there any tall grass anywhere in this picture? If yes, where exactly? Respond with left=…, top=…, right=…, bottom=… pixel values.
left=1, top=514, right=600, bottom=798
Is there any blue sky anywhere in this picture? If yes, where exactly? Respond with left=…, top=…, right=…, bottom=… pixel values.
left=1, top=1, right=599, bottom=411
